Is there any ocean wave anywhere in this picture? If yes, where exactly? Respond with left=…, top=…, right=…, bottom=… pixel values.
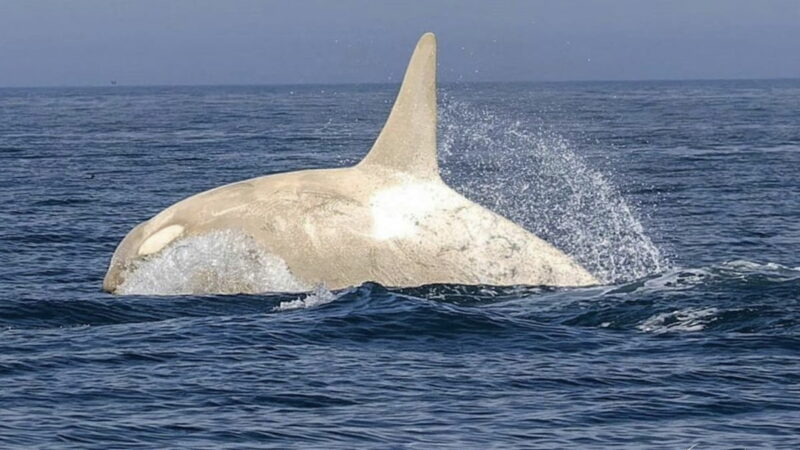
left=636, top=307, right=720, bottom=333
left=275, top=284, right=338, bottom=311
left=2, top=259, right=796, bottom=336
left=606, top=259, right=800, bottom=295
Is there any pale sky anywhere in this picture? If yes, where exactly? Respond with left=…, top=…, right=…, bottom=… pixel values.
left=1, top=0, right=798, bottom=87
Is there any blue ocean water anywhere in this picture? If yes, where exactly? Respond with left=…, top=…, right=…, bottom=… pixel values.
left=1, top=80, right=799, bottom=448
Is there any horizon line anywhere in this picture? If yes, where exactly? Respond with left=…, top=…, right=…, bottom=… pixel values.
left=1, top=76, right=798, bottom=90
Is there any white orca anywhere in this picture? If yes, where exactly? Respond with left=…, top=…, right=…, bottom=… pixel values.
left=103, top=32, right=598, bottom=294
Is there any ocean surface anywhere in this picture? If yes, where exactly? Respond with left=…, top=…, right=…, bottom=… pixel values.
left=1, top=80, right=799, bottom=448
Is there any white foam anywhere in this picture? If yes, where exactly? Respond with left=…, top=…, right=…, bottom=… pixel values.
left=641, top=268, right=714, bottom=292
left=275, top=284, right=338, bottom=311
left=640, top=259, right=800, bottom=294
left=719, top=259, right=799, bottom=274
left=116, top=229, right=312, bottom=295
left=637, top=308, right=719, bottom=334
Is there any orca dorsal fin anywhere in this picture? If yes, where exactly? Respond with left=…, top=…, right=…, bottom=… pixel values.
left=358, top=33, right=439, bottom=180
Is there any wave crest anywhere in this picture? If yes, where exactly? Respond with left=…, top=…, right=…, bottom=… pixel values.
left=637, top=307, right=720, bottom=334
left=275, top=285, right=338, bottom=311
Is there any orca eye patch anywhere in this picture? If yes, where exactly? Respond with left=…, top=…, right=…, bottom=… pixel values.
left=138, top=224, right=185, bottom=256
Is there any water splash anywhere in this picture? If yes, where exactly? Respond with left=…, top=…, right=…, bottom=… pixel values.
left=116, top=230, right=311, bottom=295
left=438, top=97, right=667, bottom=283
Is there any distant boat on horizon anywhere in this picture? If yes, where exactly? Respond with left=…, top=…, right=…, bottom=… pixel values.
left=110, top=80, right=117, bottom=85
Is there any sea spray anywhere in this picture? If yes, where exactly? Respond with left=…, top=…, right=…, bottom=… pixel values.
left=116, top=230, right=312, bottom=295
left=438, top=96, right=667, bottom=283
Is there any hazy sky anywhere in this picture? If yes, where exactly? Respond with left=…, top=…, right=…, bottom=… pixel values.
left=1, top=0, right=798, bottom=86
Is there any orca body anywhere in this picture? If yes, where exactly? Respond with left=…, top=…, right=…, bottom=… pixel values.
left=103, top=33, right=597, bottom=294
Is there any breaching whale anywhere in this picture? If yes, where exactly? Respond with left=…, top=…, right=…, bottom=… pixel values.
left=103, top=32, right=598, bottom=295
